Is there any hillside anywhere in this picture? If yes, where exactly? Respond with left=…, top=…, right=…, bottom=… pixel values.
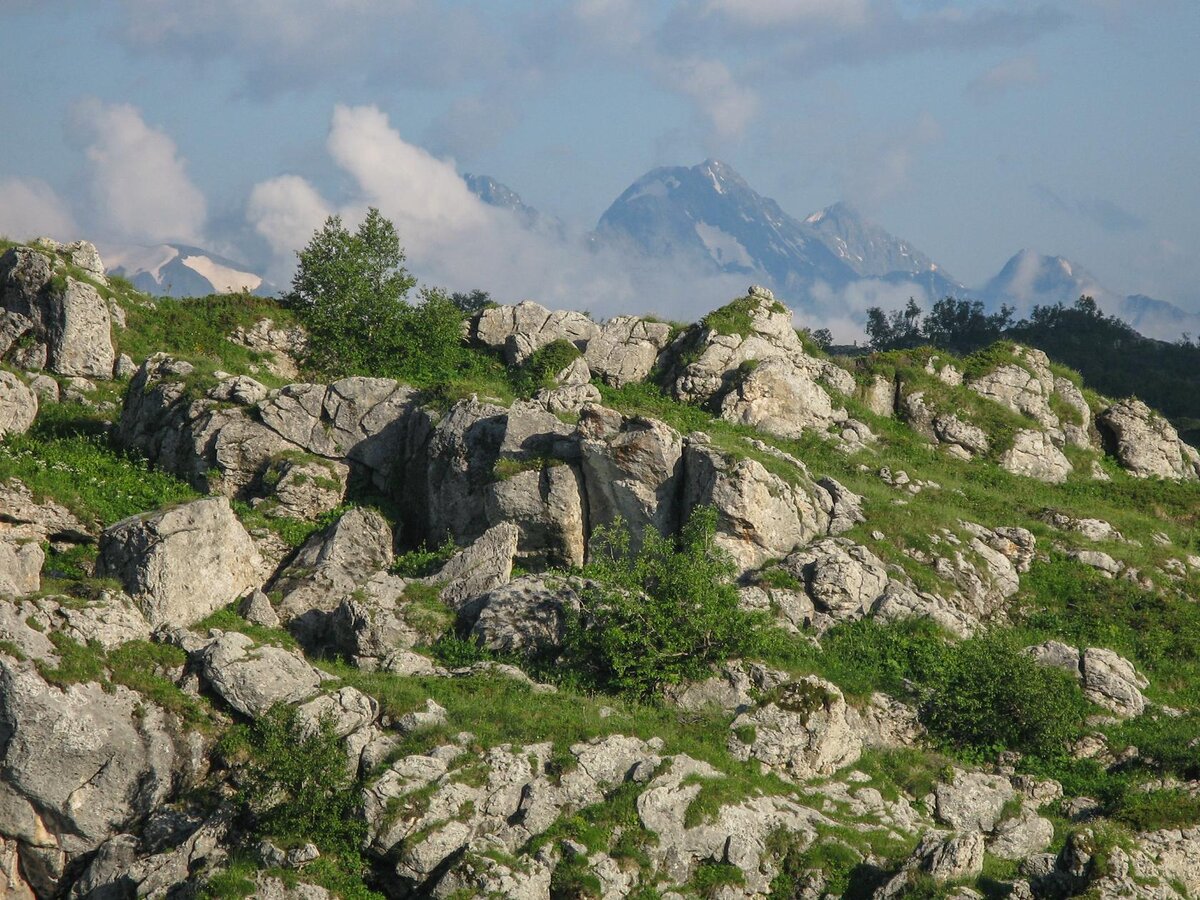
left=3, top=237, right=1200, bottom=899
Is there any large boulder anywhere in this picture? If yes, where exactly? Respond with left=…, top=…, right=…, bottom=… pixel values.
left=780, top=538, right=890, bottom=625
left=436, top=522, right=519, bottom=610
left=0, top=245, right=114, bottom=377
left=584, top=315, right=672, bottom=387
left=272, top=507, right=394, bottom=625
left=196, top=632, right=322, bottom=718
left=96, top=497, right=263, bottom=627
left=683, top=440, right=828, bottom=571
left=0, top=372, right=37, bottom=439
left=934, top=770, right=1015, bottom=832
left=728, top=676, right=862, bottom=781
left=578, top=406, right=684, bottom=545
left=1027, top=641, right=1148, bottom=718
left=0, top=657, right=184, bottom=890
left=461, top=575, right=581, bottom=657
left=472, top=300, right=600, bottom=365
left=999, top=429, right=1073, bottom=483
left=718, top=356, right=841, bottom=439
left=0, top=539, right=42, bottom=598
left=1097, top=398, right=1200, bottom=480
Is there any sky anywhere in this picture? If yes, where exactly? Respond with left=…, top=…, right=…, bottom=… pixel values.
left=0, top=0, right=1196, bottom=326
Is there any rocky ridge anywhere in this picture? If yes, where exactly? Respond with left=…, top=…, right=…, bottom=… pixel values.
left=2, top=240, right=1200, bottom=898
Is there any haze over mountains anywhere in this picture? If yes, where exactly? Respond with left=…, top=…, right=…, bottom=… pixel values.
left=109, top=160, right=1197, bottom=341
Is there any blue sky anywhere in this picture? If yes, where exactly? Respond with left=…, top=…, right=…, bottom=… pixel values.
left=1, top=0, right=1196, bottom=321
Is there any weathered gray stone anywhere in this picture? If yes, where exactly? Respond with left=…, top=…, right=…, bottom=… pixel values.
left=472, top=300, right=599, bottom=365
left=0, top=539, right=42, bottom=598
left=990, top=807, right=1054, bottom=860
left=578, top=406, right=684, bottom=545
left=934, top=770, right=1014, bottom=832
left=728, top=676, right=862, bottom=781
left=782, top=538, right=890, bottom=623
left=1098, top=398, right=1200, bottom=480
left=683, top=439, right=828, bottom=571
left=197, top=632, right=321, bottom=718
left=463, top=576, right=580, bottom=657
left=584, top=315, right=672, bottom=387
left=0, top=372, right=37, bottom=439
left=272, top=507, right=394, bottom=624
left=437, top=522, right=519, bottom=610
left=1000, top=429, right=1073, bottom=483
left=97, top=497, right=263, bottom=627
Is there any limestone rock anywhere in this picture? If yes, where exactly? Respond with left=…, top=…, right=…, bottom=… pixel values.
left=272, top=507, right=394, bottom=625
left=684, top=439, right=829, bottom=572
left=0, top=539, right=42, bottom=598
left=934, top=770, right=1015, bottom=832
left=578, top=406, right=684, bottom=544
left=584, top=315, right=672, bottom=387
left=1027, top=641, right=1148, bottom=718
left=781, top=538, right=890, bottom=624
left=990, top=806, right=1055, bottom=860
left=263, top=455, right=349, bottom=521
left=0, top=658, right=182, bottom=863
left=1097, top=398, right=1200, bottom=480
left=0, top=480, right=88, bottom=543
left=436, top=522, right=519, bottom=609
left=197, top=632, right=321, bottom=718
left=472, top=300, right=599, bottom=365
left=0, top=247, right=114, bottom=377
left=97, top=497, right=263, bottom=627
left=1000, top=429, right=1073, bottom=483
left=0, top=372, right=37, bottom=439
left=464, top=576, right=581, bottom=657
left=728, top=676, right=863, bottom=781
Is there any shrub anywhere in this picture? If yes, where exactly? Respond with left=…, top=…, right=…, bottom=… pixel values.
left=219, top=705, right=365, bottom=856
left=564, top=506, right=766, bottom=698
left=922, top=631, right=1089, bottom=758
left=286, top=209, right=487, bottom=386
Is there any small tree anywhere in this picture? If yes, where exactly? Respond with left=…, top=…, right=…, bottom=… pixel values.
left=566, top=506, right=765, bottom=698
left=286, top=207, right=417, bottom=377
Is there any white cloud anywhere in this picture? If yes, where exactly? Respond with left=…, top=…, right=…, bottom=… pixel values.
left=71, top=98, right=207, bottom=245
left=966, top=54, right=1044, bottom=102
left=660, top=58, right=759, bottom=140
left=0, top=178, right=78, bottom=242
left=246, top=175, right=333, bottom=282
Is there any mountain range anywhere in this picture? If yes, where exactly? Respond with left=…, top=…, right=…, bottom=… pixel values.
left=106, top=243, right=275, bottom=298
left=107, top=161, right=1197, bottom=341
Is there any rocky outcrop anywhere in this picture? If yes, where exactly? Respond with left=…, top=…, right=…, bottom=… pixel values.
left=779, top=537, right=890, bottom=626
left=0, top=657, right=187, bottom=893
left=97, top=497, right=263, bottom=627
left=999, top=429, right=1073, bottom=483
left=1098, top=398, right=1200, bottom=480
left=728, top=676, right=863, bottom=781
left=0, top=245, right=115, bottom=377
left=196, top=632, right=322, bottom=718
left=584, top=315, right=673, bottom=387
left=1027, top=640, right=1148, bottom=717
left=461, top=575, right=581, bottom=657
left=578, top=406, right=684, bottom=544
left=0, top=539, right=42, bottom=598
left=0, top=373, right=37, bottom=439
left=472, top=300, right=600, bottom=365
left=272, top=507, right=394, bottom=626
left=665, top=288, right=861, bottom=443
left=683, top=440, right=829, bottom=571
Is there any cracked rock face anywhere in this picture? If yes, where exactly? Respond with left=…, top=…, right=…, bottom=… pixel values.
left=472, top=300, right=600, bottom=365
left=0, top=656, right=185, bottom=890
left=96, top=496, right=264, bottom=628
left=1098, top=398, right=1200, bottom=481
left=728, top=676, right=863, bottom=781
left=0, top=373, right=37, bottom=440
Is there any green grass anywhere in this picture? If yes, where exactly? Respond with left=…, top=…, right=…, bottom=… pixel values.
left=116, top=292, right=296, bottom=379
left=0, top=402, right=198, bottom=528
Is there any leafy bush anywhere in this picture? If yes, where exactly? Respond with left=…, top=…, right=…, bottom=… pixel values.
left=285, top=208, right=496, bottom=387
left=564, top=506, right=766, bottom=698
left=219, top=705, right=372, bottom=886
left=922, top=631, right=1089, bottom=758
left=511, top=339, right=582, bottom=396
